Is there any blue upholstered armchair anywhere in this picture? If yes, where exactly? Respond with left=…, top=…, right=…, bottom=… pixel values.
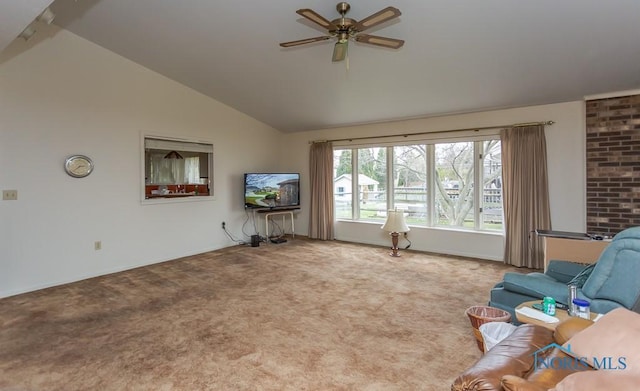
left=489, top=226, right=640, bottom=320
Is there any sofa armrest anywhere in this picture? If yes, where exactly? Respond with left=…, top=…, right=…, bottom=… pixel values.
left=452, top=325, right=554, bottom=391
left=553, top=317, right=593, bottom=345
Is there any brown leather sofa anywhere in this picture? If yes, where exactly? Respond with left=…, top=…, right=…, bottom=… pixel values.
left=452, top=317, right=593, bottom=391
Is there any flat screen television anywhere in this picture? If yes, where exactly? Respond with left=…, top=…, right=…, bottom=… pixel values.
left=244, top=173, right=300, bottom=209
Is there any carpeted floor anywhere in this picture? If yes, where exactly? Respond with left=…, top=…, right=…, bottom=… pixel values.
left=0, top=239, right=518, bottom=390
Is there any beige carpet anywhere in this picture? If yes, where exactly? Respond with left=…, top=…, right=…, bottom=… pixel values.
left=0, top=239, right=517, bottom=390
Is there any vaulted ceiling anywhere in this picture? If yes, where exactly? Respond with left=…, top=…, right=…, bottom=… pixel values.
left=3, top=0, right=640, bottom=132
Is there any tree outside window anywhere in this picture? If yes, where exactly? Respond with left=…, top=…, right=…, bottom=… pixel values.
left=480, top=140, right=503, bottom=229
left=393, top=145, right=427, bottom=224
left=434, top=142, right=475, bottom=227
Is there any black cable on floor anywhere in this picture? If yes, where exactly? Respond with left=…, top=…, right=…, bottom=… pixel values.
left=404, top=233, right=412, bottom=249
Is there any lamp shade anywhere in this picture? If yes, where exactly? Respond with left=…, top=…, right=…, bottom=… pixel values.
left=381, top=209, right=410, bottom=233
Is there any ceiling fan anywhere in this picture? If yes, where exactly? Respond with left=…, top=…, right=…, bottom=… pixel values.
left=279, top=2, right=405, bottom=62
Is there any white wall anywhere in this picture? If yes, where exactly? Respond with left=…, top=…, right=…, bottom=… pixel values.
left=285, top=101, right=587, bottom=261
left=0, top=25, right=283, bottom=297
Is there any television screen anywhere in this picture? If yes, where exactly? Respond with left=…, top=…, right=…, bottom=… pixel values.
left=244, top=173, right=300, bottom=209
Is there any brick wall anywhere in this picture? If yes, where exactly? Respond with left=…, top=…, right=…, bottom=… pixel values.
left=585, top=94, right=640, bottom=236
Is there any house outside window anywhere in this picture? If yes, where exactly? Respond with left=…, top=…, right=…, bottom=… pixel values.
left=358, top=147, right=386, bottom=221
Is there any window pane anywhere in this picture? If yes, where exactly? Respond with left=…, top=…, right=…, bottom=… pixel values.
left=481, top=140, right=503, bottom=230
left=333, top=149, right=352, bottom=219
left=393, top=145, right=427, bottom=225
left=358, top=148, right=386, bottom=221
left=435, top=142, right=474, bottom=228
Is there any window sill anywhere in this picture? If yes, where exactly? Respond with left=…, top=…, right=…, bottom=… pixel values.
left=335, top=219, right=504, bottom=236
left=142, top=195, right=214, bottom=205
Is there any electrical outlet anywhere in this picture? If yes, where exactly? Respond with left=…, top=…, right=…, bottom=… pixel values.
left=221, top=221, right=226, bottom=229
left=94, top=241, right=102, bottom=251
left=2, top=190, right=18, bottom=200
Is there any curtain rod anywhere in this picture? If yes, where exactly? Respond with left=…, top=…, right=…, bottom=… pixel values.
left=311, top=120, right=554, bottom=144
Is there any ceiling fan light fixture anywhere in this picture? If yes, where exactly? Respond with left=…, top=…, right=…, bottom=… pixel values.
left=332, top=41, right=348, bottom=62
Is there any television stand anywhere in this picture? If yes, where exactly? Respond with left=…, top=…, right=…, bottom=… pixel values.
left=259, top=209, right=296, bottom=241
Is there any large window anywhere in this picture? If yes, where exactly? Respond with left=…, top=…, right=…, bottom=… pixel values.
left=143, top=136, right=214, bottom=201
left=334, top=138, right=502, bottom=231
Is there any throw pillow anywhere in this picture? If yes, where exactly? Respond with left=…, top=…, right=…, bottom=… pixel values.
left=551, top=371, right=640, bottom=391
left=562, top=308, right=640, bottom=373
left=566, top=263, right=596, bottom=288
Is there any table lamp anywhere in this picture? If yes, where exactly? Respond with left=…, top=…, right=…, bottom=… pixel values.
left=381, top=209, right=410, bottom=257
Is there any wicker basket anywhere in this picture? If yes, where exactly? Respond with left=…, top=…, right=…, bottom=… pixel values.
left=465, top=305, right=511, bottom=352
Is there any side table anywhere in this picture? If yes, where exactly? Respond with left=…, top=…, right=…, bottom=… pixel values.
left=515, top=300, right=599, bottom=330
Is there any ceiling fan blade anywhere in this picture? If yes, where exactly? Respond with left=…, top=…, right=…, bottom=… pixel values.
left=280, top=36, right=331, bottom=48
left=332, top=41, right=348, bottom=62
left=355, top=34, right=404, bottom=49
left=296, top=8, right=337, bottom=30
left=354, top=6, right=401, bottom=32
